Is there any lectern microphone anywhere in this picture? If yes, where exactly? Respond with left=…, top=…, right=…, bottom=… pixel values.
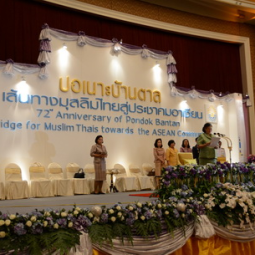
left=214, top=133, right=225, bottom=137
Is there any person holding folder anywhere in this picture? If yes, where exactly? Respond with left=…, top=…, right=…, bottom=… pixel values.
left=197, top=123, right=218, bottom=165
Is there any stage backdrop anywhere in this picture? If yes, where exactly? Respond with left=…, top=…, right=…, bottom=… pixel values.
left=0, top=30, right=247, bottom=181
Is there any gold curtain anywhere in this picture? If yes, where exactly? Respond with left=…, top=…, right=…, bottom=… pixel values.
left=93, top=236, right=255, bottom=255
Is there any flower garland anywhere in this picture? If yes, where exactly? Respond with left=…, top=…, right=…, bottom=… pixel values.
left=0, top=198, right=199, bottom=254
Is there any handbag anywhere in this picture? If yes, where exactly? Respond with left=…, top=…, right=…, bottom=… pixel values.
left=147, top=169, right=155, bottom=176
left=74, top=168, right=85, bottom=178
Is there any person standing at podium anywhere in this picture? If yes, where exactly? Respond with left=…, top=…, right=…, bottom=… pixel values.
left=90, top=135, right=107, bottom=194
left=197, top=123, right=216, bottom=165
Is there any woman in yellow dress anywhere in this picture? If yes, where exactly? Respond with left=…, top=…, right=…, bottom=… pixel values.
left=166, top=140, right=180, bottom=166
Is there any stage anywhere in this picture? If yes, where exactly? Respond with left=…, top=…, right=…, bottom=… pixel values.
left=0, top=191, right=156, bottom=214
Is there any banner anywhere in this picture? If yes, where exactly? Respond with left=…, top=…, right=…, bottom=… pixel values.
left=0, top=31, right=246, bottom=180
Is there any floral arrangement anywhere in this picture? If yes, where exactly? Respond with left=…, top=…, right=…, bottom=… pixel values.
left=0, top=206, right=91, bottom=255
left=248, top=154, right=255, bottom=164
left=2, top=163, right=255, bottom=254
left=203, top=182, right=255, bottom=228
left=88, top=199, right=201, bottom=246
left=158, top=180, right=255, bottom=229
left=0, top=198, right=201, bottom=254
left=157, top=162, right=255, bottom=229
left=157, top=162, right=255, bottom=199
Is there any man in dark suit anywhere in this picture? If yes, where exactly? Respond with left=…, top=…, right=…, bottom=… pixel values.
left=192, top=137, right=200, bottom=164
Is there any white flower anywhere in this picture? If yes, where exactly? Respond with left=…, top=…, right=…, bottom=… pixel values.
left=30, top=216, right=37, bottom=222
left=117, top=212, right=122, bottom=217
left=61, top=212, right=67, bottom=217
left=44, top=212, right=50, bottom=217
left=73, top=210, right=79, bottom=215
left=181, top=214, right=185, bottom=218
left=203, top=194, right=209, bottom=198
left=68, top=222, right=73, bottom=228
left=9, top=214, right=16, bottom=220
left=135, top=215, right=138, bottom=220
left=128, top=206, right=134, bottom=211
left=116, top=206, right=121, bottom=211
left=251, top=192, right=255, bottom=199
left=43, top=221, right=48, bottom=227
left=76, top=207, right=81, bottom=212
left=26, top=221, right=32, bottom=227
left=5, top=220, right=11, bottom=226
left=0, top=231, right=6, bottom=238
left=219, top=203, right=226, bottom=209
left=0, top=220, right=5, bottom=226
left=53, top=223, right=59, bottom=229
left=189, top=209, right=193, bottom=213
left=93, top=217, right=99, bottom=223
left=110, top=216, right=116, bottom=222
left=165, top=211, right=169, bottom=215
left=226, top=199, right=237, bottom=209
left=148, top=203, right=152, bottom=207
left=205, top=204, right=211, bottom=210
left=140, top=216, right=145, bottom=221
left=88, top=213, right=93, bottom=218
left=137, top=202, right=142, bottom=208
left=121, top=216, right=125, bottom=221
left=108, top=209, right=114, bottom=214
left=157, top=204, right=162, bottom=209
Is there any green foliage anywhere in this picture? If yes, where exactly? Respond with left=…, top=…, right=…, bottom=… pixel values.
left=44, top=229, right=80, bottom=255
left=88, top=222, right=134, bottom=247
left=89, top=223, right=114, bottom=246
left=0, top=229, right=81, bottom=255
left=133, top=218, right=162, bottom=239
left=112, top=223, right=133, bottom=244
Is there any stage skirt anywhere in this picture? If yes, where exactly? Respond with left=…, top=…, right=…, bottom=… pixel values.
left=93, top=235, right=255, bottom=255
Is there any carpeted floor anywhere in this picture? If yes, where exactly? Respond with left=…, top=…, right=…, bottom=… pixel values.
left=0, top=191, right=157, bottom=214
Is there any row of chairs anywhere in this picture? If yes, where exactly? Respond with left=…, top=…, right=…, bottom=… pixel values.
left=0, top=162, right=156, bottom=200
